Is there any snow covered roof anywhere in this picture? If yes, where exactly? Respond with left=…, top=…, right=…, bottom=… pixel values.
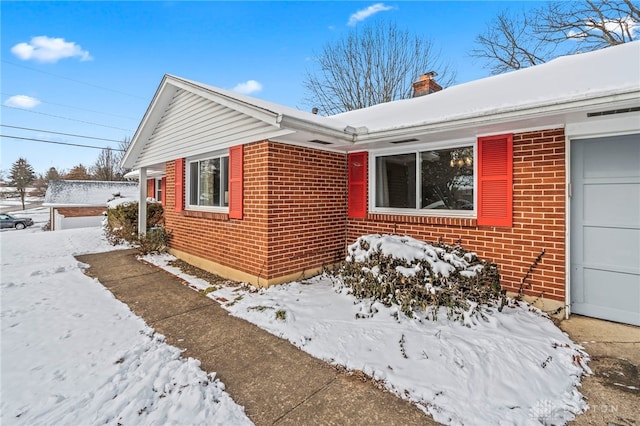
left=43, top=180, right=139, bottom=207
left=333, top=41, right=640, bottom=136
left=171, top=75, right=350, bottom=133
left=124, top=42, right=639, bottom=167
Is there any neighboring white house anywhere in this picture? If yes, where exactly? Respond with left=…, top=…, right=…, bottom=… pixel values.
left=43, top=180, right=139, bottom=231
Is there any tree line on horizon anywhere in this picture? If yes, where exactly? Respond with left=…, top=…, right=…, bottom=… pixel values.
left=2, top=138, right=131, bottom=210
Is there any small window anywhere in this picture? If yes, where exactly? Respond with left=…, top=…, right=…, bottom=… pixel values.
left=187, top=155, right=229, bottom=209
left=374, top=145, right=474, bottom=214
left=155, top=178, right=163, bottom=203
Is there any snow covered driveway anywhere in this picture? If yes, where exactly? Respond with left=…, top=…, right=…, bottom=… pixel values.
left=0, top=227, right=251, bottom=425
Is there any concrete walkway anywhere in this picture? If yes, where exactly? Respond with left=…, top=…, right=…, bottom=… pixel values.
left=77, top=249, right=436, bottom=425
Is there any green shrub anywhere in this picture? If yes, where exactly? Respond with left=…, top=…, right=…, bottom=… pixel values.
left=104, top=201, right=167, bottom=253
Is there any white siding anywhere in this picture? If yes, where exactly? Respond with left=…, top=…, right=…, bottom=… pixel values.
left=133, top=90, right=289, bottom=167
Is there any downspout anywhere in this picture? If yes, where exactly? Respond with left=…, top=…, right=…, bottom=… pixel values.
left=138, top=167, right=147, bottom=235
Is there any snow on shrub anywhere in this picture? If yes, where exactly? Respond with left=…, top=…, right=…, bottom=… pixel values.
left=334, top=234, right=505, bottom=321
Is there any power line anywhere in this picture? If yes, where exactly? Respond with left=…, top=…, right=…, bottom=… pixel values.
left=1, top=60, right=147, bottom=100
left=1, top=124, right=124, bottom=143
left=0, top=134, right=125, bottom=151
left=1, top=92, right=139, bottom=121
left=2, top=105, right=134, bottom=132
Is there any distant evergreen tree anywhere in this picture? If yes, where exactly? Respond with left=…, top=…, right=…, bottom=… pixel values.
left=9, top=157, right=36, bottom=210
left=44, top=167, right=61, bottom=183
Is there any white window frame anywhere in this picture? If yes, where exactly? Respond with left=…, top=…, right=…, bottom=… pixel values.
left=155, top=178, right=163, bottom=203
left=368, top=139, right=477, bottom=218
left=186, top=150, right=229, bottom=213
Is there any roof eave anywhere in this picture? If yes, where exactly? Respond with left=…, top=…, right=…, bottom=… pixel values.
left=354, top=90, right=640, bottom=144
left=278, top=114, right=364, bottom=143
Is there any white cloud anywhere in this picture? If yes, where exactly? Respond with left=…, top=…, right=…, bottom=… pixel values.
left=4, top=95, right=41, bottom=109
left=347, top=3, right=394, bottom=26
left=232, top=80, right=263, bottom=95
left=11, top=36, right=92, bottom=63
left=585, top=16, right=639, bottom=36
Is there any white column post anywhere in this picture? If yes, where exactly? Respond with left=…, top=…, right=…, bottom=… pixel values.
left=138, top=167, right=147, bottom=235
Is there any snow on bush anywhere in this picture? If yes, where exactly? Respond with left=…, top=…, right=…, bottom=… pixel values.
left=335, top=235, right=505, bottom=322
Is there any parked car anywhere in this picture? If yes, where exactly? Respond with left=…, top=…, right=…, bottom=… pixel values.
left=0, top=213, right=34, bottom=230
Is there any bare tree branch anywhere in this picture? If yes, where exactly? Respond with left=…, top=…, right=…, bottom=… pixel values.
left=472, top=1, right=639, bottom=74
left=303, top=21, right=456, bottom=115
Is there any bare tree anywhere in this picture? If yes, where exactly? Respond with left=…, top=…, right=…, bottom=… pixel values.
left=92, top=147, right=119, bottom=181
left=472, top=0, right=639, bottom=74
left=92, top=137, right=131, bottom=181
left=304, top=21, right=456, bottom=115
left=116, top=137, right=132, bottom=177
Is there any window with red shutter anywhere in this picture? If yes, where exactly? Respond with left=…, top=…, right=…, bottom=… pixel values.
left=228, top=145, right=243, bottom=219
left=348, top=152, right=368, bottom=218
left=174, top=158, right=185, bottom=212
left=477, top=134, right=513, bottom=227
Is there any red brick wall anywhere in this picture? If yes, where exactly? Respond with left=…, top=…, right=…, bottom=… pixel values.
left=348, top=128, right=566, bottom=302
left=164, top=141, right=270, bottom=280
left=163, top=141, right=347, bottom=282
left=266, top=143, right=347, bottom=278
left=56, top=207, right=106, bottom=217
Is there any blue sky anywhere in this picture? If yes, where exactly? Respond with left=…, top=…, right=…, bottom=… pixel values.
left=1, top=1, right=541, bottom=176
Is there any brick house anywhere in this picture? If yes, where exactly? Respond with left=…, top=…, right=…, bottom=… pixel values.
left=123, top=42, right=639, bottom=325
left=43, top=180, right=138, bottom=231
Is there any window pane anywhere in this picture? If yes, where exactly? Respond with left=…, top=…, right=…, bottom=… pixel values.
left=375, top=153, right=416, bottom=208
left=156, top=179, right=162, bottom=202
left=221, top=157, right=229, bottom=207
left=199, top=159, right=219, bottom=206
left=189, top=162, right=199, bottom=205
left=212, top=158, right=221, bottom=206
left=420, top=147, right=474, bottom=210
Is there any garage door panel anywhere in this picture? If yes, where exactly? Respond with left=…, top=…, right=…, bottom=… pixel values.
left=583, top=137, right=640, bottom=179
left=583, top=227, right=640, bottom=271
left=583, top=268, right=640, bottom=313
left=571, top=133, right=640, bottom=326
left=583, top=183, right=640, bottom=226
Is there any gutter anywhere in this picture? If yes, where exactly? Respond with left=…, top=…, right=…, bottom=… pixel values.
left=277, top=114, right=363, bottom=143
left=353, top=89, right=640, bottom=144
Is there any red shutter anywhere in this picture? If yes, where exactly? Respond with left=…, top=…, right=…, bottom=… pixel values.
left=147, top=179, right=155, bottom=199
left=348, top=152, right=368, bottom=218
left=160, top=177, right=166, bottom=206
left=174, top=158, right=185, bottom=212
left=228, top=145, right=243, bottom=219
left=477, top=134, right=513, bottom=227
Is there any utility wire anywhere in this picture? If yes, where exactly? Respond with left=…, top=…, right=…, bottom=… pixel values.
left=2, top=105, right=134, bottom=132
left=1, top=125, right=124, bottom=143
left=1, top=60, right=147, bottom=100
left=1, top=92, right=139, bottom=121
left=0, top=134, right=125, bottom=151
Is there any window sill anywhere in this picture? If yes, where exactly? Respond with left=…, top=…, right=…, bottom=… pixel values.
left=182, top=210, right=229, bottom=221
left=365, top=212, right=477, bottom=227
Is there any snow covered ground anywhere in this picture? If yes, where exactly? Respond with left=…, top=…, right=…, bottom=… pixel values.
left=1, top=209, right=591, bottom=425
left=146, top=236, right=592, bottom=426
left=0, top=195, right=43, bottom=210
left=0, top=218, right=251, bottom=425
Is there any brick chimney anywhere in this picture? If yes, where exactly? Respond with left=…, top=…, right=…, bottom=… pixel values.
left=412, top=71, right=442, bottom=97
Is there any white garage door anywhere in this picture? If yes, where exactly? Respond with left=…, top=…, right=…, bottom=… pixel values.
left=571, top=134, right=640, bottom=326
